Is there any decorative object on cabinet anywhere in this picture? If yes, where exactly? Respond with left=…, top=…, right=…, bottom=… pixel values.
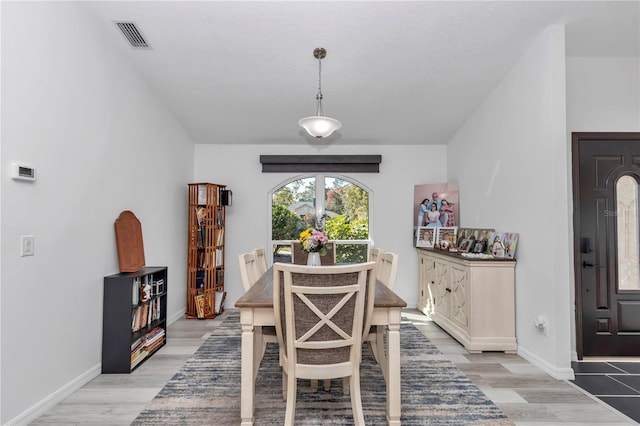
left=114, top=210, right=145, bottom=273
left=416, top=248, right=516, bottom=353
left=102, top=266, right=167, bottom=373
left=435, top=227, right=458, bottom=250
left=186, top=183, right=227, bottom=319
left=416, top=226, right=436, bottom=248
left=456, top=228, right=495, bottom=252
left=491, top=231, right=519, bottom=259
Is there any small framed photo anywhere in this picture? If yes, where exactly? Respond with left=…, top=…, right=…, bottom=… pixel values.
left=459, top=238, right=474, bottom=253
left=436, top=227, right=458, bottom=247
left=492, top=231, right=519, bottom=258
left=416, top=227, right=436, bottom=248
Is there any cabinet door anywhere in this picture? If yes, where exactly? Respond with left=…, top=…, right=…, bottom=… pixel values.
left=449, top=263, right=469, bottom=330
left=418, top=254, right=429, bottom=311
left=432, top=259, right=450, bottom=316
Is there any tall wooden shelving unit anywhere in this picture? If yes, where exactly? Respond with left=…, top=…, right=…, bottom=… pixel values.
left=186, top=183, right=226, bottom=319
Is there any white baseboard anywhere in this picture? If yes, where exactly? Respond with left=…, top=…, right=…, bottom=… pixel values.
left=167, top=308, right=186, bottom=326
left=6, top=363, right=101, bottom=425
left=518, top=346, right=575, bottom=380
left=8, top=309, right=186, bottom=425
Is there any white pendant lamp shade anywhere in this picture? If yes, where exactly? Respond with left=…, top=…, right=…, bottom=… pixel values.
left=298, top=116, right=342, bottom=139
left=299, top=47, right=341, bottom=139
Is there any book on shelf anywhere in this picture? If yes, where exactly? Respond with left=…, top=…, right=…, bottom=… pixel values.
left=216, top=208, right=224, bottom=226
left=132, top=277, right=141, bottom=305
left=203, top=293, right=215, bottom=317
left=197, top=185, right=207, bottom=204
left=195, top=294, right=206, bottom=318
left=140, top=303, right=149, bottom=328
left=216, top=229, right=224, bottom=246
left=215, top=290, right=226, bottom=314
left=131, top=349, right=149, bottom=369
left=215, top=248, right=223, bottom=267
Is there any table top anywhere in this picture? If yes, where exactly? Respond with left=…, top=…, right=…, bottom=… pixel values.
left=235, top=265, right=407, bottom=309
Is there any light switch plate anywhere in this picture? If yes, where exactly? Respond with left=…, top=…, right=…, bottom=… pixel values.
left=21, top=235, right=34, bottom=256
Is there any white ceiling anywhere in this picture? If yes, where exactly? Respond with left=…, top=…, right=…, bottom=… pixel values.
left=82, top=1, right=639, bottom=146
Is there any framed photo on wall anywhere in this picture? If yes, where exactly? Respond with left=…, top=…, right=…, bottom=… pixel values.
left=413, top=182, right=460, bottom=232
left=416, top=226, right=436, bottom=248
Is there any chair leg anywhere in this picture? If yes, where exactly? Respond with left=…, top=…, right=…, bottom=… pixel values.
left=282, top=370, right=287, bottom=400
left=342, top=377, right=350, bottom=395
left=285, top=374, right=297, bottom=425
left=349, top=372, right=365, bottom=425
left=310, top=379, right=318, bottom=392
left=323, top=379, right=331, bottom=391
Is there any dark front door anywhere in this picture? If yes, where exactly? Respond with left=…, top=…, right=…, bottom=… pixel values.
left=573, top=132, right=640, bottom=358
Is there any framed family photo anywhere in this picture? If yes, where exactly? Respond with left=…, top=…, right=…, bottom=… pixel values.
left=416, top=226, right=436, bottom=248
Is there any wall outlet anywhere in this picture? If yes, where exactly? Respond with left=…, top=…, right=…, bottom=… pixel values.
left=21, top=235, right=35, bottom=257
left=534, top=315, right=548, bottom=336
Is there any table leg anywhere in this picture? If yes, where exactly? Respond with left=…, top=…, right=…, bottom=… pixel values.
left=386, top=308, right=402, bottom=426
left=240, top=309, right=256, bottom=426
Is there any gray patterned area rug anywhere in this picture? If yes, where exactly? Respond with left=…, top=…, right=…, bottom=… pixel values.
left=133, top=311, right=512, bottom=425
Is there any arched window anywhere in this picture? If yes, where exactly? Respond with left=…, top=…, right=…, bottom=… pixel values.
left=269, top=174, right=372, bottom=264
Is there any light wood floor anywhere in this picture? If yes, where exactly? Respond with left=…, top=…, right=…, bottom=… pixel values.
left=30, top=309, right=636, bottom=425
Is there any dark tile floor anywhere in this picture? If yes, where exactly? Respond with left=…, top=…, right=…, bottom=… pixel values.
left=571, top=361, right=640, bottom=423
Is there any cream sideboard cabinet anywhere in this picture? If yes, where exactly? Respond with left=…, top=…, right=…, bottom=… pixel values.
left=417, top=248, right=517, bottom=353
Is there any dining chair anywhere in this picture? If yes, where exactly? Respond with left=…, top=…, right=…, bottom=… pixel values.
left=369, top=246, right=383, bottom=263
left=369, top=246, right=384, bottom=277
left=252, top=246, right=268, bottom=275
left=238, top=251, right=278, bottom=368
left=364, top=251, right=398, bottom=367
left=273, top=262, right=376, bottom=425
left=291, top=241, right=336, bottom=265
left=238, top=252, right=262, bottom=292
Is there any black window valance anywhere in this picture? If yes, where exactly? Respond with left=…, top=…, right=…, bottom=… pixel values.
left=260, top=155, right=381, bottom=173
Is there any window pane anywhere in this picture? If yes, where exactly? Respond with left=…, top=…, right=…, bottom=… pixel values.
left=271, top=177, right=315, bottom=240
left=616, top=175, right=639, bottom=291
left=324, top=177, right=369, bottom=240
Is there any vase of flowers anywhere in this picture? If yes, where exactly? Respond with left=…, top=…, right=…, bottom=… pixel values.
left=299, top=228, right=328, bottom=266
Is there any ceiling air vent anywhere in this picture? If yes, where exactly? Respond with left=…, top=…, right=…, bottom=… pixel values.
left=114, top=21, right=151, bottom=49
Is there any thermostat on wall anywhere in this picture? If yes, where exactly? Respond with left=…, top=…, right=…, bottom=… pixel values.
left=11, top=162, right=36, bottom=181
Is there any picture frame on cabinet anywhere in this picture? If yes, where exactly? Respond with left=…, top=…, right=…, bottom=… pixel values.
left=493, top=231, right=519, bottom=259
left=435, top=227, right=458, bottom=247
left=416, top=226, right=436, bottom=248
left=459, top=238, right=474, bottom=253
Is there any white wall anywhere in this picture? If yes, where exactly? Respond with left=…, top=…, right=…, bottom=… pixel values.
left=1, top=3, right=193, bottom=423
left=566, top=57, right=640, bottom=132
left=194, top=144, right=447, bottom=308
left=565, top=56, right=640, bottom=359
left=447, top=26, right=573, bottom=379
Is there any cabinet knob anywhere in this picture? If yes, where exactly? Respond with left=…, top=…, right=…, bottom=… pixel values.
left=445, top=288, right=451, bottom=292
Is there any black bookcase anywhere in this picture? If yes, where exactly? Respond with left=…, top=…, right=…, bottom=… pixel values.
left=102, top=266, right=168, bottom=373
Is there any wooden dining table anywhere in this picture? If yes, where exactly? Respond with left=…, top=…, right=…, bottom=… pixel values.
left=235, top=265, right=407, bottom=425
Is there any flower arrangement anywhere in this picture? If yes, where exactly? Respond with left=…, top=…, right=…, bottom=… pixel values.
left=299, top=228, right=328, bottom=255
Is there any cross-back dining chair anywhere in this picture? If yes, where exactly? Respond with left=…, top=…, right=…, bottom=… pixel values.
left=364, top=251, right=398, bottom=368
left=273, top=262, right=376, bottom=425
left=252, top=246, right=268, bottom=275
left=238, top=251, right=278, bottom=369
left=291, top=241, right=336, bottom=266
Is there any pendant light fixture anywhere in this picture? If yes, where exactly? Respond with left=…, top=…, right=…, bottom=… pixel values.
left=299, top=47, right=342, bottom=139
